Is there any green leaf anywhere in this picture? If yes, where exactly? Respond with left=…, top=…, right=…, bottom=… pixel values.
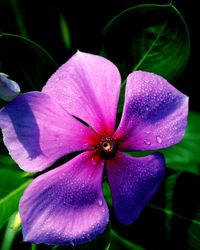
left=10, top=0, right=28, bottom=38
left=188, top=206, right=200, bottom=250
left=164, top=172, right=181, bottom=239
left=0, top=166, right=31, bottom=228
left=1, top=212, right=20, bottom=250
left=148, top=203, right=200, bottom=227
left=31, top=244, right=37, bottom=250
left=60, top=14, right=71, bottom=50
left=102, top=3, right=190, bottom=113
left=103, top=181, right=112, bottom=207
left=161, top=112, right=200, bottom=175
left=0, top=155, right=18, bottom=170
left=110, top=230, right=145, bottom=250
left=0, top=33, right=58, bottom=94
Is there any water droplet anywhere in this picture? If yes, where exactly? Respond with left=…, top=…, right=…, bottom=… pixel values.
left=156, top=136, right=162, bottom=144
left=98, top=198, right=103, bottom=206
left=91, top=158, right=97, bottom=166
left=144, top=139, right=151, bottom=145
left=145, top=131, right=150, bottom=134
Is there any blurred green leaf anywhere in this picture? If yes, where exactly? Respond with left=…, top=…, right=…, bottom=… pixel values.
left=60, top=14, right=71, bottom=50
left=1, top=212, right=20, bottom=250
left=109, top=230, right=145, bottom=250
left=164, top=172, right=181, bottom=239
left=102, top=3, right=190, bottom=112
left=10, top=0, right=28, bottom=38
left=0, top=33, right=58, bottom=95
left=188, top=206, right=200, bottom=250
left=31, top=244, right=37, bottom=250
left=0, top=165, right=31, bottom=228
left=0, top=168, right=25, bottom=199
left=0, top=155, right=18, bottom=170
left=103, top=181, right=112, bottom=207
left=161, top=112, right=200, bottom=175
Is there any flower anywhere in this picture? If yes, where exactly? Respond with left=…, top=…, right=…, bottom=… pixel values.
left=0, top=51, right=188, bottom=246
left=0, top=73, right=20, bottom=102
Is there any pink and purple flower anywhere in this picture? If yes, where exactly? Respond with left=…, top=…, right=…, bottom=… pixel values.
left=0, top=51, right=188, bottom=246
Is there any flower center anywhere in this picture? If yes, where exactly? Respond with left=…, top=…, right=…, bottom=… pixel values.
left=99, top=136, right=117, bottom=158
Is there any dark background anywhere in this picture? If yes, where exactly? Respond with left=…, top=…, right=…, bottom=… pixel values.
left=0, top=0, right=198, bottom=112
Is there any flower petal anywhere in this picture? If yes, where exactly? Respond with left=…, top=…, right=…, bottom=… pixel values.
left=42, top=51, right=121, bottom=135
left=0, top=92, right=96, bottom=172
left=19, top=151, right=109, bottom=246
left=114, top=71, right=189, bottom=151
left=106, top=152, right=165, bottom=224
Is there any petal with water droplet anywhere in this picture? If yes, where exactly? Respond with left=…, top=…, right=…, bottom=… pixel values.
left=19, top=151, right=108, bottom=246
left=106, top=151, right=165, bottom=224
left=114, top=71, right=188, bottom=151
left=0, top=92, right=96, bottom=172
left=42, top=51, right=121, bottom=135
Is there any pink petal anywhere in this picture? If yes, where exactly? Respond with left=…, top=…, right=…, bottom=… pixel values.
left=114, top=71, right=189, bottom=151
left=0, top=92, right=96, bottom=172
left=106, top=151, right=165, bottom=224
left=42, top=51, right=121, bottom=135
left=19, top=151, right=109, bottom=246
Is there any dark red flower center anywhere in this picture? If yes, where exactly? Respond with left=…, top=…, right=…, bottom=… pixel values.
left=98, top=136, right=117, bottom=159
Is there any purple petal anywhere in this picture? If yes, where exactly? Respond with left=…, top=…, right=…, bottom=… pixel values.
left=19, top=151, right=109, bottom=246
left=114, top=71, right=189, bottom=151
left=106, top=151, right=165, bottom=224
left=42, top=51, right=121, bottom=135
left=0, top=92, right=96, bottom=172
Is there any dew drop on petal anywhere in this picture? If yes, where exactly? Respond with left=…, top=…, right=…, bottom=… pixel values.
left=156, top=136, right=162, bottom=144
left=144, top=139, right=151, bottom=145
left=98, top=198, right=103, bottom=206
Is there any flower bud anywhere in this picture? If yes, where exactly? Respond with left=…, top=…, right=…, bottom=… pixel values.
left=0, top=73, right=21, bottom=102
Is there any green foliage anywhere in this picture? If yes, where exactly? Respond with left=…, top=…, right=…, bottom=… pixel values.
left=109, top=230, right=145, bottom=250
left=164, top=172, right=181, bottom=239
left=188, top=206, right=200, bottom=250
left=103, top=3, right=189, bottom=80
left=0, top=33, right=58, bottom=95
left=162, top=112, right=200, bottom=175
left=59, top=15, right=71, bottom=51
left=102, top=3, right=190, bottom=112
left=0, top=162, right=31, bottom=228
left=103, top=181, right=112, bottom=207
left=1, top=212, right=21, bottom=250
left=156, top=170, right=200, bottom=249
